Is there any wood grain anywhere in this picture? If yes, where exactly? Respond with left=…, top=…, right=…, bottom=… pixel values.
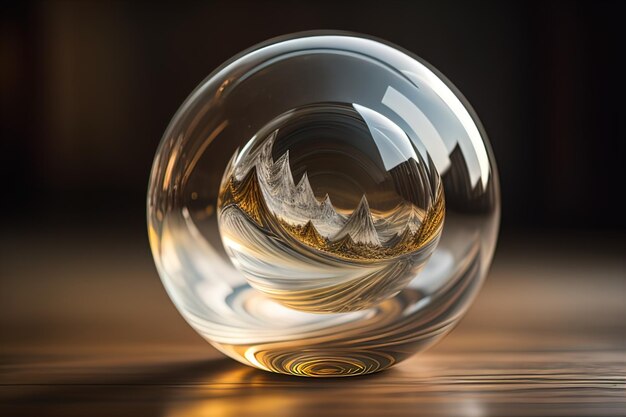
left=1, top=232, right=624, bottom=416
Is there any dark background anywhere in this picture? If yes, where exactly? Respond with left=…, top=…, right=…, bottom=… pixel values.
left=1, top=0, right=625, bottom=235
left=1, top=3, right=625, bottom=415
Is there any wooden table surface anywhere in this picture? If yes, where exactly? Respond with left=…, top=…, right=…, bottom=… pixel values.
left=1, top=231, right=624, bottom=416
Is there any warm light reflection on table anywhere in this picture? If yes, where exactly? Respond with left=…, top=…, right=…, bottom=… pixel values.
left=0, top=233, right=624, bottom=416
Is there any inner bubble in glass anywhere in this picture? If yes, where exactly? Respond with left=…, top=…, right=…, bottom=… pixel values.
left=218, top=103, right=444, bottom=313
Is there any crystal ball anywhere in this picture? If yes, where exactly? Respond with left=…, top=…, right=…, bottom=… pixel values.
left=218, top=102, right=445, bottom=313
left=148, top=32, right=500, bottom=377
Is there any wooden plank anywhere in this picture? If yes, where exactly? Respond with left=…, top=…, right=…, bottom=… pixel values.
left=0, top=234, right=624, bottom=416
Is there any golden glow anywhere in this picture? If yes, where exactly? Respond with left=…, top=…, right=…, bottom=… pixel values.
left=225, top=172, right=445, bottom=262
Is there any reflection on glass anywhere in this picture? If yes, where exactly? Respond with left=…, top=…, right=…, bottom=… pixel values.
left=218, top=103, right=444, bottom=313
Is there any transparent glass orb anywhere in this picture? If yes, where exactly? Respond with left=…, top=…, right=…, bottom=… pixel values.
left=218, top=102, right=444, bottom=313
left=148, top=32, right=500, bottom=377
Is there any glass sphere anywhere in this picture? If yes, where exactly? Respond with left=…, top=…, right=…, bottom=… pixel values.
left=148, top=32, right=499, bottom=377
left=218, top=102, right=444, bottom=313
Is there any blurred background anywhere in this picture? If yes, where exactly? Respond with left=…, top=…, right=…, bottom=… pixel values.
left=2, top=0, right=625, bottom=234
left=1, top=1, right=624, bottom=415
